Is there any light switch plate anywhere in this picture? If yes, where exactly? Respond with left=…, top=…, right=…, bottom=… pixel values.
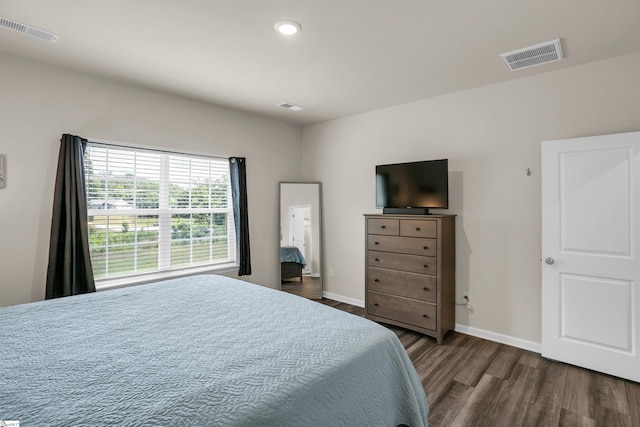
left=0, top=154, right=6, bottom=189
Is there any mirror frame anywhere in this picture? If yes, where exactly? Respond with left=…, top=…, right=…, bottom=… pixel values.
left=278, top=182, right=323, bottom=300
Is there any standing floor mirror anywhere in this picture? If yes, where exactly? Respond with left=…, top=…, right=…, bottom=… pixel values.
left=279, top=182, right=323, bottom=300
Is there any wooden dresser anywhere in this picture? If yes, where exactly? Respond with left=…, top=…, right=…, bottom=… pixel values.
left=364, top=214, right=455, bottom=344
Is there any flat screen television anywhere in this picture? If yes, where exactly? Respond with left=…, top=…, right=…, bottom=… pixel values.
left=376, top=159, right=448, bottom=214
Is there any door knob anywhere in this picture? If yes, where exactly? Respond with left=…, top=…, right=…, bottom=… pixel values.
left=545, top=257, right=555, bottom=265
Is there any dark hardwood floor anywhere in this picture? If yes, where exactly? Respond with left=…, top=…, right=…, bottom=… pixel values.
left=318, top=299, right=640, bottom=427
left=281, top=275, right=321, bottom=299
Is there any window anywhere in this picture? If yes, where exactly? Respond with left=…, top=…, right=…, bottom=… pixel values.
left=84, top=143, right=236, bottom=281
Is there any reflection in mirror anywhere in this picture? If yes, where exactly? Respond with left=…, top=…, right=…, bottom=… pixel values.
left=279, top=182, right=322, bottom=300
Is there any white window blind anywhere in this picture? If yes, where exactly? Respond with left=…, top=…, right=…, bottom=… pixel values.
left=84, top=143, right=236, bottom=281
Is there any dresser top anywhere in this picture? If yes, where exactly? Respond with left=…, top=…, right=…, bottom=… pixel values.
left=364, top=213, right=456, bottom=219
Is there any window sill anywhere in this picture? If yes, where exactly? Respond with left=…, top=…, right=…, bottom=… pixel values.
left=95, top=263, right=238, bottom=292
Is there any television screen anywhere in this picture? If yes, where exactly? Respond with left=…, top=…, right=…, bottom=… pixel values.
left=376, top=159, right=448, bottom=209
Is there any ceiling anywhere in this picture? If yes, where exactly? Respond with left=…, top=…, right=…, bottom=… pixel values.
left=1, top=1, right=639, bottom=126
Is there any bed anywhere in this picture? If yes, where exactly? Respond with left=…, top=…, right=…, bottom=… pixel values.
left=280, top=246, right=307, bottom=282
left=0, top=274, right=428, bottom=426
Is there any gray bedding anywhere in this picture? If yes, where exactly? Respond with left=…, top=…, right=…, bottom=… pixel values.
left=0, top=274, right=428, bottom=426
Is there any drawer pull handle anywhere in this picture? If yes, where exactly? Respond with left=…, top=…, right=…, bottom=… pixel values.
left=416, top=227, right=421, bottom=231
left=423, top=246, right=429, bottom=250
left=423, top=264, right=428, bottom=268
left=374, top=241, right=380, bottom=245
left=423, top=314, right=428, bottom=318
left=423, top=287, right=429, bottom=291
left=374, top=279, right=380, bottom=282
left=375, top=258, right=380, bottom=262
left=374, top=303, right=379, bottom=307
left=381, top=225, right=386, bottom=229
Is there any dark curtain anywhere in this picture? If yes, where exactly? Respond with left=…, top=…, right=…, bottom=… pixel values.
left=45, top=134, right=96, bottom=299
left=229, top=157, right=252, bottom=276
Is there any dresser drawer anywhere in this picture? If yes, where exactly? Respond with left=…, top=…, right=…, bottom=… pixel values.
left=367, top=291, right=436, bottom=330
left=367, top=234, right=437, bottom=256
left=367, top=267, right=437, bottom=303
left=368, top=250, right=437, bottom=275
left=400, top=220, right=437, bottom=238
left=367, top=218, right=399, bottom=235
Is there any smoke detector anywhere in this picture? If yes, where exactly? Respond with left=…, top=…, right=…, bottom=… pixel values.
left=278, top=102, right=304, bottom=111
left=0, top=16, right=59, bottom=42
left=500, top=39, right=562, bottom=71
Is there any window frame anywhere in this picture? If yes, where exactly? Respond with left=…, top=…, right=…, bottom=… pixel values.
left=84, top=140, right=238, bottom=289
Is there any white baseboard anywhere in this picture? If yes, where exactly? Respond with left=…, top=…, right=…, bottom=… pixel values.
left=322, top=291, right=365, bottom=308
left=321, top=292, right=540, bottom=353
left=454, top=324, right=541, bottom=354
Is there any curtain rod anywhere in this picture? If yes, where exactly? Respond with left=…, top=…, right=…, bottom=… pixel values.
left=86, top=138, right=231, bottom=160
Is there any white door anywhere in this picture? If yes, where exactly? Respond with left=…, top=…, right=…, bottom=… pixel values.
left=541, top=131, right=640, bottom=382
left=289, top=206, right=310, bottom=266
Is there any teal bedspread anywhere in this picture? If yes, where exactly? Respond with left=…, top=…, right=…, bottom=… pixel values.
left=280, top=246, right=307, bottom=268
left=0, top=275, right=428, bottom=426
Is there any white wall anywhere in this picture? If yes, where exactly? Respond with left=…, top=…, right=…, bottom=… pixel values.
left=301, top=52, right=640, bottom=343
left=0, top=52, right=302, bottom=308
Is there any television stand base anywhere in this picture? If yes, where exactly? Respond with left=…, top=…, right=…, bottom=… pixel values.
left=383, top=208, right=431, bottom=215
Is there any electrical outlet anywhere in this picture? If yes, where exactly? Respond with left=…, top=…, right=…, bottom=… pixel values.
left=463, top=292, right=475, bottom=312
left=0, top=154, right=5, bottom=189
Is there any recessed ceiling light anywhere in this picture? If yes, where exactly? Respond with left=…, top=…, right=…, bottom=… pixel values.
left=274, top=20, right=302, bottom=35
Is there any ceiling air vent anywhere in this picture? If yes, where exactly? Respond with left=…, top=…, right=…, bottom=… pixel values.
left=0, top=16, right=60, bottom=42
left=278, top=102, right=304, bottom=111
left=500, top=39, right=562, bottom=71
